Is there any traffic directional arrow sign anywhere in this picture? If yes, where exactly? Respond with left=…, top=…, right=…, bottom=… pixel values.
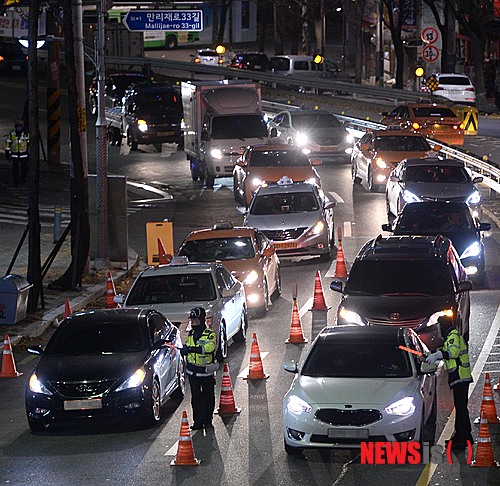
left=123, top=10, right=203, bottom=32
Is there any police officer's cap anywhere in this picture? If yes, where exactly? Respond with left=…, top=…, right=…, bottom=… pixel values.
left=189, top=307, right=206, bottom=321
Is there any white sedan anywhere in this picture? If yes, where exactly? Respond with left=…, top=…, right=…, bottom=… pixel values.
left=283, top=326, right=437, bottom=453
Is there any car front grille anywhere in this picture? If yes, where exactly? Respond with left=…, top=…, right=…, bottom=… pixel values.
left=420, top=195, right=466, bottom=203
left=263, top=228, right=306, bottom=241
left=315, top=408, right=383, bottom=426
left=49, top=379, right=116, bottom=398
left=368, top=318, right=424, bottom=329
left=314, top=136, right=344, bottom=145
left=310, top=434, right=387, bottom=445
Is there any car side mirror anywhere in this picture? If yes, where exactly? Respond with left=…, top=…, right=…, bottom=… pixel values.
left=330, top=280, right=343, bottom=293
left=262, top=246, right=275, bottom=257
left=236, top=159, right=245, bottom=167
left=457, top=280, right=473, bottom=293
left=114, top=294, right=124, bottom=305
left=479, top=222, right=491, bottom=231
left=324, top=201, right=336, bottom=210
left=360, top=143, right=370, bottom=151
left=236, top=206, right=247, bottom=215
left=390, top=175, right=400, bottom=182
left=432, top=144, right=442, bottom=151
left=222, top=288, right=235, bottom=298
left=472, top=176, right=483, bottom=184
left=311, top=159, right=322, bottom=166
left=381, top=223, right=392, bottom=232
left=270, top=127, right=278, bottom=138
left=283, top=360, right=298, bottom=373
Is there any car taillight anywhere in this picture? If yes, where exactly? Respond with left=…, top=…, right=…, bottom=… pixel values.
left=412, top=122, right=420, bottom=130
left=465, top=87, right=475, bottom=92
left=435, top=87, right=444, bottom=91
left=194, top=58, right=201, bottom=63
left=0, top=55, right=4, bottom=62
left=459, top=123, right=465, bottom=129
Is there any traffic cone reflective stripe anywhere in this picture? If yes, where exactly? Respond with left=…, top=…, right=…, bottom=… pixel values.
left=0, top=334, right=22, bottom=378
left=475, top=372, right=500, bottom=424
left=310, top=271, right=329, bottom=311
left=286, top=298, right=307, bottom=344
left=216, top=363, right=241, bottom=415
left=106, top=272, right=117, bottom=309
left=244, top=333, right=269, bottom=380
left=471, top=412, right=500, bottom=467
left=64, top=298, right=71, bottom=318
left=157, top=238, right=172, bottom=265
left=170, top=410, right=200, bottom=466
left=334, top=239, right=348, bottom=278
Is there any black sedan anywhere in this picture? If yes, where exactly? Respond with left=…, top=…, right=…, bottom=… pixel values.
left=382, top=201, right=491, bottom=283
left=25, top=308, right=185, bottom=432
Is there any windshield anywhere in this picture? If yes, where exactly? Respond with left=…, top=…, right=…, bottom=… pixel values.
left=374, top=136, right=430, bottom=152
left=398, top=206, right=473, bottom=233
left=45, top=320, right=149, bottom=356
left=292, top=113, right=342, bottom=129
left=211, top=114, right=268, bottom=139
left=126, top=273, right=217, bottom=305
left=180, top=237, right=256, bottom=262
left=412, top=107, right=457, bottom=118
left=250, top=149, right=309, bottom=167
left=135, top=92, right=181, bottom=112
left=406, top=165, right=470, bottom=183
left=438, top=76, right=471, bottom=86
left=250, top=191, right=319, bottom=215
left=345, top=260, right=452, bottom=296
left=302, top=340, right=412, bottom=378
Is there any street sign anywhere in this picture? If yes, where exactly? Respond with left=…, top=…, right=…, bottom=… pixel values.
left=123, top=10, right=203, bottom=32
left=422, top=45, right=439, bottom=63
left=421, top=27, right=439, bottom=44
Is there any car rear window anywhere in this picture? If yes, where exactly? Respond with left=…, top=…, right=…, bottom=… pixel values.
left=412, top=107, right=457, bottom=118
left=292, top=113, right=342, bottom=129
left=180, top=237, right=256, bottom=261
left=250, top=149, right=309, bottom=167
left=374, top=136, right=430, bottom=151
left=267, top=57, right=291, bottom=71
left=301, top=340, right=412, bottom=378
left=438, top=76, right=471, bottom=86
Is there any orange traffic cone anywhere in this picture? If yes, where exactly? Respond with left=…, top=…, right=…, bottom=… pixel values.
left=105, top=272, right=117, bottom=309
left=310, top=270, right=329, bottom=311
left=471, top=412, right=500, bottom=467
left=0, top=334, right=22, bottom=379
left=474, top=372, right=500, bottom=424
left=215, top=363, right=241, bottom=415
left=170, top=410, right=201, bottom=466
left=64, top=298, right=71, bottom=318
left=286, top=298, right=308, bottom=344
left=244, top=333, right=269, bottom=380
left=334, top=239, right=348, bottom=278
left=157, top=238, right=172, bottom=265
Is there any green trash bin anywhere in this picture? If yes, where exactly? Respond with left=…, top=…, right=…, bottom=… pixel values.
left=0, top=274, right=33, bottom=325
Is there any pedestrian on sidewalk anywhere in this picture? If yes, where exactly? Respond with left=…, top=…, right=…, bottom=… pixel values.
left=180, top=307, right=218, bottom=430
left=5, top=119, right=29, bottom=187
left=426, top=315, right=474, bottom=450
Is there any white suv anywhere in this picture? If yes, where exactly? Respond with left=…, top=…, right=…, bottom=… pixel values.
left=432, top=73, right=476, bottom=106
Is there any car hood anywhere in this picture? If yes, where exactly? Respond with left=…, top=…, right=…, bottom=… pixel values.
left=36, top=352, right=147, bottom=382
left=219, top=258, right=260, bottom=280
left=341, top=294, right=454, bottom=320
left=294, top=376, right=417, bottom=406
left=134, top=109, right=182, bottom=124
left=247, top=167, right=316, bottom=183
left=404, top=181, right=474, bottom=200
left=374, top=149, right=432, bottom=163
left=245, top=211, right=321, bottom=231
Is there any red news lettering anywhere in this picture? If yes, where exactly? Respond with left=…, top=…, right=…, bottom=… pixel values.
left=407, top=442, right=421, bottom=464
left=360, top=442, right=375, bottom=464
left=384, top=442, right=407, bottom=464
left=375, top=443, right=386, bottom=464
left=360, top=442, right=422, bottom=465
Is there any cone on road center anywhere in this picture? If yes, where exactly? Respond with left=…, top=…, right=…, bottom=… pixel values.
left=310, top=270, right=329, bottom=311
left=215, top=363, right=241, bottom=415
left=170, top=410, right=201, bottom=466
left=471, top=412, right=500, bottom=467
left=64, top=298, right=71, bottom=318
left=244, top=333, right=269, bottom=380
left=474, top=372, right=500, bottom=424
left=334, top=239, right=348, bottom=278
left=105, top=272, right=117, bottom=309
left=286, top=298, right=308, bottom=344
left=0, top=334, right=22, bottom=379
left=157, top=238, right=172, bottom=265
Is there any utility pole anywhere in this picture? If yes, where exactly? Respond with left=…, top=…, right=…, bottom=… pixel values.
left=93, top=0, right=111, bottom=270
left=376, top=0, right=384, bottom=85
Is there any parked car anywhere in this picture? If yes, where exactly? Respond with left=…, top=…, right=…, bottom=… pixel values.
left=177, top=221, right=281, bottom=317
left=120, top=257, right=248, bottom=360
left=426, top=73, right=476, bottom=106
left=382, top=201, right=491, bottom=283
left=330, top=234, right=472, bottom=350
left=0, top=39, right=28, bottom=74
left=243, top=178, right=336, bottom=262
left=351, top=130, right=438, bottom=192
left=233, top=143, right=322, bottom=205
left=268, top=108, right=353, bottom=161
left=380, top=102, right=465, bottom=146
left=229, top=52, right=269, bottom=71
left=25, top=308, right=185, bottom=431
left=283, top=326, right=437, bottom=453
left=385, top=156, right=483, bottom=217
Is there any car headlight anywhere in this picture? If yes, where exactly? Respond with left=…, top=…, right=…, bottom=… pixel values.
left=296, top=131, right=308, bottom=146
left=465, top=190, right=481, bottom=205
left=115, top=368, right=146, bottom=392
left=426, top=308, right=454, bottom=327
left=210, top=148, right=223, bottom=159
left=137, top=120, right=148, bottom=132
left=244, top=269, right=259, bottom=285
left=252, top=177, right=263, bottom=187
left=29, top=373, right=53, bottom=395
left=461, top=241, right=481, bottom=259
left=375, top=157, right=389, bottom=169
left=385, top=397, right=415, bottom=416
left=287, top=395, right=312, bottom=415
left=402, top=190, right=422, bottom=203
left=346, top=133, right=354, bottom=144
left=338, top=306, right=365, bottom=325
left=306, top=220, right=325, bottom=236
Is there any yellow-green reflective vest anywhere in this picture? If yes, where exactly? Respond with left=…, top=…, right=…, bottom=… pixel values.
left=442, top=328, right=472, bottom=387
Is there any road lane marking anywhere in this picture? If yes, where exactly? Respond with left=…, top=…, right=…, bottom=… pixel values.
left=328, top=191, right=344, bottom=204
left=343, top=221, right=352, bottom=238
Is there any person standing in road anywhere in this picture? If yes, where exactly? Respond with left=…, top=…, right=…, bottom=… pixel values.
left=181, top=307, right=218, bottom=430
left=5, top=119, right=29, bottom=187
left=426, top=315, right=474, bottom=450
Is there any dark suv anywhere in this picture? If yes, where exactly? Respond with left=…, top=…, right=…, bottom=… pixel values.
left=229, top=52, right=269, bottom=71
left=330, top=235, right=472, bottom=350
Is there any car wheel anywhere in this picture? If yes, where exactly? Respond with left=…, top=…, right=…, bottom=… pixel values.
left=233, top=311, right=248, bottom=343
left=112, top=127, right=122, bottom=146
left=284, top=439, right=303, bottom=455
left=28, top=417, right=48, bottom=432
left=352, top=162, right=360, bottom=184
left=142, top=378, right=162, bottom=426
left=271, top=265, right=282, bottom=302
left=165, top=35, right=177, bottom=50
left=216, top=322, right=228, bottom=362
left=254, top=280, right=269, bottom=318
left=170, top=361, right=186, bottom=401
left=127, top=131, right=138, bottom=151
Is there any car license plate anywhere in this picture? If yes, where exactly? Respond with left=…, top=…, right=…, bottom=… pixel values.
left=157, top=131, right=174, bottom=136
left=254, top=65, right=262, bottom=70
left=328, top=428, right=369, bottom=439
left=273, top=242, right=297, bottom=250
left=64, top=399, right=102, bottom=411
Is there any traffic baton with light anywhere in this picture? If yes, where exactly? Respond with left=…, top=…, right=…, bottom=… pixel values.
left=398, top=345, right=423, bottom=357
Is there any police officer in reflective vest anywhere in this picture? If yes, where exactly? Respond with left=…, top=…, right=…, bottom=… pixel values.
left=426, top=315, right=473, bottom=450
left=181, top=307, right=217, bottom=430
left=5, top=120, right=29, bottom=187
